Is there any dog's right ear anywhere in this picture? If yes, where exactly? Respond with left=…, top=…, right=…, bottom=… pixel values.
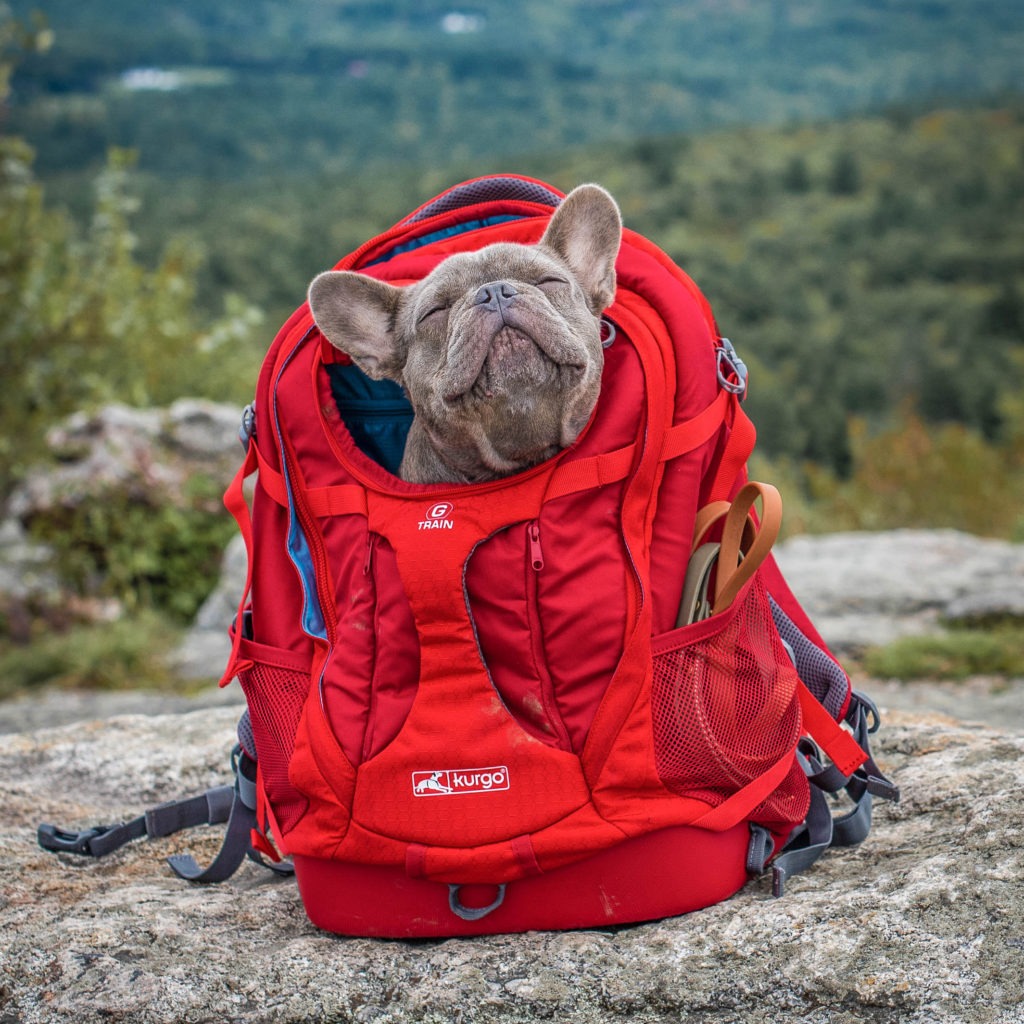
left=308, top=271, right=405, bottom=380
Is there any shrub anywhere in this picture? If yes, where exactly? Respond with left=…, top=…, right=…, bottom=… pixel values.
left=862, top=625, right=1024, bottom=681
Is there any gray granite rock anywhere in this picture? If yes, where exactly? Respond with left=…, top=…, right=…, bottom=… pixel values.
left=775, top=529, right=1024, bottom=653
left=7, top=400, right=242, bottom=520
left=1, top=706, right=1022, bottom=1023
left=171, top=533, right=248, bottom=680
left=0, top=400, right=245, bottom=630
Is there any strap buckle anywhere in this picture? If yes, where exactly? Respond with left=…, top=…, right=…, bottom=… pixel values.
left=716, top=337, right=748, bottom=400
left=37, top=822, right=118, bottom=856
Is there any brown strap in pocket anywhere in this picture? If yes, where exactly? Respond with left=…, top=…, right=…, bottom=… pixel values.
left=711, top=481, right=782, bottom=615
left=677, top=482, right=782, bottom=627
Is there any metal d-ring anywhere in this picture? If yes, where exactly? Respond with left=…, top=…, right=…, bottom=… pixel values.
left=600, top=317, right=617, bottom=349
left=448, top=884, right=507, bottom=921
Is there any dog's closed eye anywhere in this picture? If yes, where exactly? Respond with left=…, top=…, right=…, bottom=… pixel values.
left=417, top=302, right=450, bottom=326
left=536, top=276, right=569, bottom=294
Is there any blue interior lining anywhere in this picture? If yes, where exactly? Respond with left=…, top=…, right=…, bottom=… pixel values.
left=326, top=362, right=413, bottom=475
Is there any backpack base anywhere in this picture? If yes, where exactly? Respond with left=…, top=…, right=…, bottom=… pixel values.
left=293, top=822, right=752, bottom=937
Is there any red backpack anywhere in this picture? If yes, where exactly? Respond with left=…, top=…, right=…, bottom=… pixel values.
left=39, top=175, right=897, bottom=936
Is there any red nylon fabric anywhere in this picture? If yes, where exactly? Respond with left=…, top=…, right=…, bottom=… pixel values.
left=219, top=176, right=861, bottom=935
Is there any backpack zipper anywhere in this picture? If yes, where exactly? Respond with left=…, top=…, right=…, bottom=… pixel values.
left=524, top=520, right=572, bottom=749
left=528, top=520, right=544, bottom=571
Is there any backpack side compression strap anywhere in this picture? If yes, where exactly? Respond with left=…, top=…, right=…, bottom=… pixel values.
left=38, top=785, right=235, bottom=858
left=38, top=740, right=292, bottom=883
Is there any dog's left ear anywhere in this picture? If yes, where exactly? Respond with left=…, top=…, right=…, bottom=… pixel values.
left=540, top=184, right=622, bottom=314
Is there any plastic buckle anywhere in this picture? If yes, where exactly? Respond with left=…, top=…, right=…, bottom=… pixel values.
left=716, top=337, right=748, bottom=400
left=238, top=402, right=256, bottom=449
left=37, top=822, right=117, bottom=856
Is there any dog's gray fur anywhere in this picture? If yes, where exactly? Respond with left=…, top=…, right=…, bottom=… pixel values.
left=308, top=184, right=622, bottom=483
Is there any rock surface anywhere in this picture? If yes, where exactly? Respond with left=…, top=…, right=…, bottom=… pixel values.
left=2, top=706, right=1022, bottom=1024
left=774, top=528, right=1024, bottom=653
left=171, top=533, right=248, bottom=680
left=7, top=400, right=242, bottom=521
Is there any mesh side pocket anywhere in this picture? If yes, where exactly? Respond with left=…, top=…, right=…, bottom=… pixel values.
left=237, top=639, right=311, bottom=833
left=651, top=574, right=807, bottom=826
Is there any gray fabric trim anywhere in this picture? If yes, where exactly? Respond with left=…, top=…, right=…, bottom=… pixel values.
left=770, top=597, right=848, bottom=718
left=237, top=708, right=257, bottom=761
left=404, top=178, right=561, bottom=224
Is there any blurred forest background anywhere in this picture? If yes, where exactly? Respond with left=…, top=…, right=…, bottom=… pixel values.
left=1, top=0, right=1023, bottom=688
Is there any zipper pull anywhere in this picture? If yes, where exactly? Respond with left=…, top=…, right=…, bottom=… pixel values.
left=528, top=521, right=544, bottom=571
left=363, top=534, right=376, bottom=575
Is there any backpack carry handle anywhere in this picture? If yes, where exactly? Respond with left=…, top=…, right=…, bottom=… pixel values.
left=676, top=482, right=782, bottom=627
left=712, top=481, right=782, bottom=615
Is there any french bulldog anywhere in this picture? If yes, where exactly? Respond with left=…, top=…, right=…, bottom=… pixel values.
left=307, top=183, right=622, bottom=484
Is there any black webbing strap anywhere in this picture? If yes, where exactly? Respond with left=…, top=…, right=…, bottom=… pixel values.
left=38, top=740, right=293, bottom=883
left=165, top=781, right=257, bottom=883
left=746, top=690, right=899, bottom=896
left=769, top=783, right=834, bottom=898
left=38, top=785, right=235, bottom=858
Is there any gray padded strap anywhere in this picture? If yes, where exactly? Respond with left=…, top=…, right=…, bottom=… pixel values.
left=771, top=785, right=834, bottom=898
left=166, top=785, right=256, bottom=884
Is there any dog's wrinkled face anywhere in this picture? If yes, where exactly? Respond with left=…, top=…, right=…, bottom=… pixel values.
left=308, top=184, right=622, bottom=483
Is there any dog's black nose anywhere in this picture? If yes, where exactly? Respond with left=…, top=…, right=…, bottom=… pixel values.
left=474, top=282, right=518, bottom=309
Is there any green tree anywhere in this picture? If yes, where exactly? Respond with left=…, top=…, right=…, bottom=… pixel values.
left=0, top=142, right=262, bottom=496
left=828, top=149, right=861, bottom=195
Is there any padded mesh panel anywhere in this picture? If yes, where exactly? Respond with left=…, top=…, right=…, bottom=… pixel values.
left=238, top=658, right=310, bottom=832
left=403, top=177, right=562, bottom=223
left=770, top=597, right=848, bottom=719
left=651, top=575, right=807, bottom=825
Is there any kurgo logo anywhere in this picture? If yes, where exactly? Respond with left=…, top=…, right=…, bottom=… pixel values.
left=411, top=766, right=510, bottom=797
left=418, top=501, right=455, bottom=531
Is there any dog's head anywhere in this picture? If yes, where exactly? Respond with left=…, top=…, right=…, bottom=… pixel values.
left=309, top=183, right=622, bottom=483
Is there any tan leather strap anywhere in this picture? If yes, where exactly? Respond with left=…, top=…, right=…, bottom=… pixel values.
left=691, top=501, right=731, bottom=551
left=711, top=481, right=782, bottom=615
left=691, top=500, right=758, bottom=555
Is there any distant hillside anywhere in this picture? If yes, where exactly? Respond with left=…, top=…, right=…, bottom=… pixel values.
left=87, top=104, right=1014, bottom=479
left=8, top=0, right=1024, bottom=186
left=2, top=0, right=1022, bottom=499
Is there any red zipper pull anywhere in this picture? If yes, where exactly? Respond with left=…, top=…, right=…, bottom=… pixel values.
left=363, top=534, right=375, bottom=575
left=528, top=521, right=544, bottom=571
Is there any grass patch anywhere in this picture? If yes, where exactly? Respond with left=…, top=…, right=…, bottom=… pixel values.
left=0, top=612, right=184, bottom=700
left=862, top=624, right=1024, bottom=681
